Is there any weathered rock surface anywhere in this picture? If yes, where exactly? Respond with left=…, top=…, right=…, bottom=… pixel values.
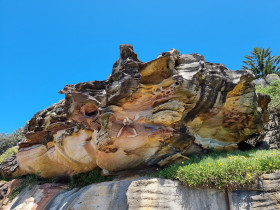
left=241, top=74, right=280, bottom=150
left=243, top=112, right=280, bottom=150
left=0, top=179, right=21, bottom=207
left=0, top=44, right=270, bottom=178
left=229, top=172, right=280, bottom=209
left=2, top=173, right=280, bottom=209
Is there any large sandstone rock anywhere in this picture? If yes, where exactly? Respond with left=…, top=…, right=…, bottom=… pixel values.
left=0, top=44, right=270, bottom=178
left=2, top=173, right=280, bottom=209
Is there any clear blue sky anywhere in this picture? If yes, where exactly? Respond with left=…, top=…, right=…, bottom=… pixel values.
left=1, top=0, right=280, bottom=133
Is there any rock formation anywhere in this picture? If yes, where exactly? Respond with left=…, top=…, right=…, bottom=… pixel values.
left=242, top=74, right=280, bottom=150
left=2, top=173, right=280, bottom=209
left=0, top=44, right=270, bottom=178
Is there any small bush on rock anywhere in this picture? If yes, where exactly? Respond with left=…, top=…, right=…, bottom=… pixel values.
left=157, top=149, right=280, bottom=190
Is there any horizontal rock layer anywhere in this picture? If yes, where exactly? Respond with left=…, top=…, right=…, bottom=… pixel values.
left=1, top=44, right=270, bottom=178
left=2, top=173, right=280, bottom=210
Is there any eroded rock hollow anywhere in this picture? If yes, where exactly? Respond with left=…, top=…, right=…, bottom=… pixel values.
left=0, top=45, right=270, bottom=178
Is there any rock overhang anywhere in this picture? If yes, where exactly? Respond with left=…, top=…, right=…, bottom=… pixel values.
left=0, top=44, right=270, bottom=178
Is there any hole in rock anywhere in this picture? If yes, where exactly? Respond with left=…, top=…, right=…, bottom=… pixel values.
left=85, top=110, right=98, bottom=117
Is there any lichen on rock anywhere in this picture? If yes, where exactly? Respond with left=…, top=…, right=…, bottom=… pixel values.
left=0, top=44, right=270, bottom=178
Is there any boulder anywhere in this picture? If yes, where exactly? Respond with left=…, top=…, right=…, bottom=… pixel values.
left=254, top=78, right=267, bottom=87
left=0, top=44, right=270, bottom=178
left=254, top=73, right=280, bottom=87
left=265, top=74, right=280, bottom=84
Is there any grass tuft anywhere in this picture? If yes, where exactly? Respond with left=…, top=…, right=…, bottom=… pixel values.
left=157, top=149, right=280, bottom=190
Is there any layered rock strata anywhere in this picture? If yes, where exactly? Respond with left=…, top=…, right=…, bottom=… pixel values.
left=2, top=173, right=280, bottom=210
left=0, top=44, right=270, bottom=178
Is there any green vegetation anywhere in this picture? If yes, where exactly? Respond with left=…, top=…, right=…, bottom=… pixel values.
left=157, top=149, right=280, bottom=190
left=256, top=79, right=280, bottom=110
left=70, top=169, right=112, bottom=188
left=0, top=128, right=25, bottom=155
left=242, top=47, right=280, bottom=79
left=0, top=146, right=18, bottom=163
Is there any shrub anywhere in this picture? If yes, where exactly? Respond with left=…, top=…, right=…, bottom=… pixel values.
left=0, top=128, right=25, bottom=155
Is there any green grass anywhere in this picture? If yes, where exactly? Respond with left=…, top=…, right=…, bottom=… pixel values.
left=70, top=169, right=112, bottom=188
left=0, top=146, right=18, bottom=164
left=157, top=149, right=280, bottom=190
